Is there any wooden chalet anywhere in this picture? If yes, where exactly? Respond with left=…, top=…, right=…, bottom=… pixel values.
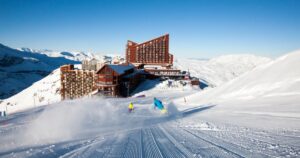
left=96, top=64, right=143, bottom=97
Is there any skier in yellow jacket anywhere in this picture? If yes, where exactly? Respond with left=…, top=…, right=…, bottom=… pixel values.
left=128, top=102, right=134, bottom=113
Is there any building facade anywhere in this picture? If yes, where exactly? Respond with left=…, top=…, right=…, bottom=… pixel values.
left=126, top=34, right=173, bottom=66
left=60, top=65, right=97, bottom=100
left=96, top=64, right=142, bottom=97
left=60, top=63, right=143, bottom=100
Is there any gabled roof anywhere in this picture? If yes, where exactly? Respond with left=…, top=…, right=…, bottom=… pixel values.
left=97, top=64, right=135, bottom=75
left=108, top=64, right=135, bottom=75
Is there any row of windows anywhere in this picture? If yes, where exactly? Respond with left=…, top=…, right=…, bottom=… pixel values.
left=136, top=55, right=165, bottom=60
left=136, top=48, right=166, bottom=55
left=136, top=40, right=166, bottom=49
left=136, top=52, right=166, bottom=63
left=126, top=38, right=169, bottom=63
left=137, top=44, right=166, bottom=50
left=137, top=48, right=166, bottom=54
left=148, top=71, right=181, bottom=76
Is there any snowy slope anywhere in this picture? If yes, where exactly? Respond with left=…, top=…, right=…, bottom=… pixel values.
left=174, top=54, right=272, bottom=87
left=0, top=89, right=299, bottom=157
left=175, top=50, right=300, bottom=130
left=177, top=50, right=300, bottom=104
left=0, top=43, right=79, bottom=99
left=0, top=68, right=61, bottom=114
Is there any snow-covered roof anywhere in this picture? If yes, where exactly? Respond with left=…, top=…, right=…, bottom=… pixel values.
left=108, top=64, right=135, bottom=75
left=123, top=69, right=144, bottom=78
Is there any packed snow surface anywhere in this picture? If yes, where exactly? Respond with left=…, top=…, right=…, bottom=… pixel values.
left=0, top=89, right=299, bottom=157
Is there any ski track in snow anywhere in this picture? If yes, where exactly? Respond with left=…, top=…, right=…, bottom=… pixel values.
left=0, top=97, right=299, bottom=158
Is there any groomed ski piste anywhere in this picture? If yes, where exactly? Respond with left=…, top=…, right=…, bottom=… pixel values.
left=0, top=92, right=299, bottom=157
left=0, top=50, right=300, bottom=157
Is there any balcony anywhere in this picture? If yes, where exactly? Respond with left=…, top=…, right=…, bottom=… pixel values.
left=96, top=81, right=116, bottom=87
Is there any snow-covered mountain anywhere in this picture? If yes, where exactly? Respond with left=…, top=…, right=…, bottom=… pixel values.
left=0, top=43, right=80, bottom=99
left=0, top=68, right=61, bottom=113
left=178, top=50, right=300, bottom=104
left=18, top=47, right=101, bottom=62
left=18, top=48, right=124, bottom=64
left=174, top=54, right=272, bottom=87
left=175, top=50, right=300, bottom=129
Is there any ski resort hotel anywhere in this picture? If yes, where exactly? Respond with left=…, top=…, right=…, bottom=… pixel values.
left=60, top=34, right=198, bottom=99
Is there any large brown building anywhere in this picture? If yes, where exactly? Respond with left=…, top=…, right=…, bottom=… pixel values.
left=126, top=34, right=173, bottom=66
left=60, top=65, right=97, bottom=100
left=96, top=64, right=142, bottom=97
left=60, top=34, right=188, bottom=100
left=60, top=63, right=143, bottom=99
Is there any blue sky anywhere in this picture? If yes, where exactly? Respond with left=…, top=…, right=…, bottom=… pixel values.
left=0, top=0, right=299, bottom=58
